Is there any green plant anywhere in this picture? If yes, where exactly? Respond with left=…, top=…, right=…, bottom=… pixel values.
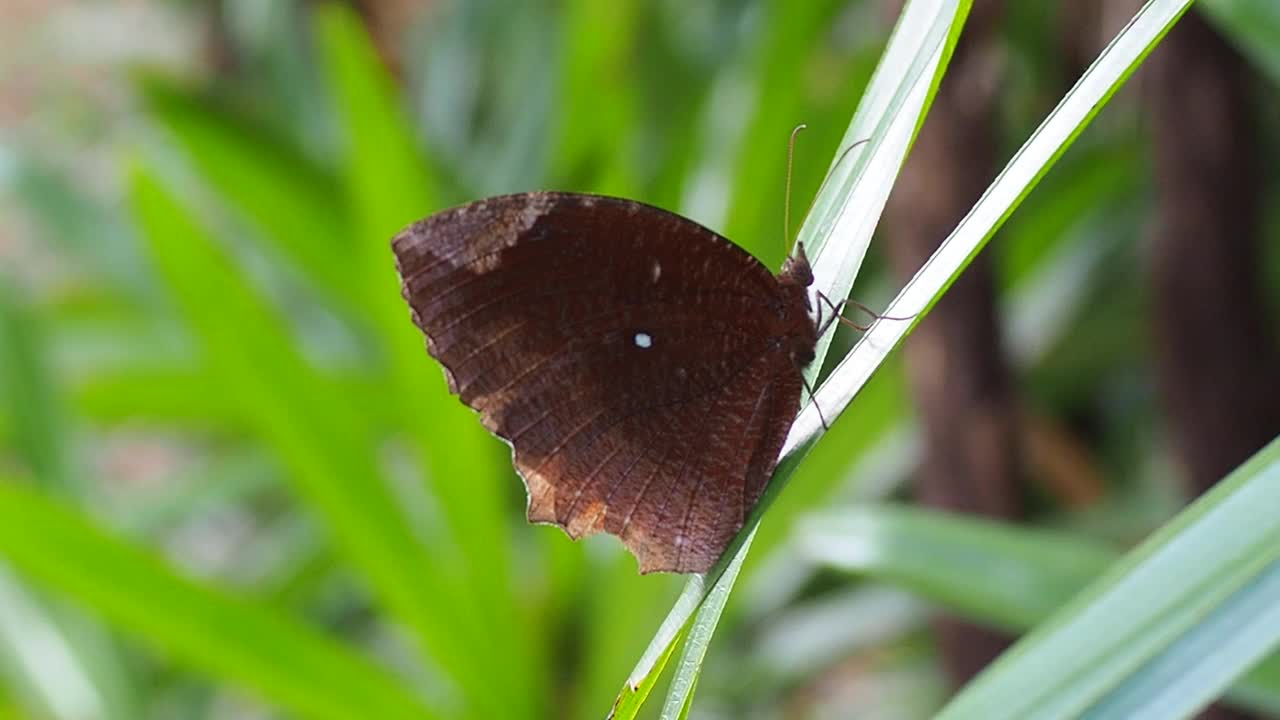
left=0, top=1, right=1277, bottom=719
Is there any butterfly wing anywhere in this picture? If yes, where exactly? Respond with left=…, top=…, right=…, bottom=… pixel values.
left=392, top=192, right=803, bottom=573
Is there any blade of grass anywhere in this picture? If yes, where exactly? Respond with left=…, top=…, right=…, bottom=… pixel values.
left=74, top=364, right=395, bottom=436
left=0, top=568, right=110, bottom=720
left=797, top=502, right=1280, bottom=716
left=797, top=0, right=967, bottom=375
left=659, top=4, right=968, bottom=716
left=611, top=3, right=970, bottom=717
left=315, top=6, right=539, bottom=715
left=754, top=8, right=1203, bottom=712
left=749, top=586, right=929, bottom=687
left=639, top=0, right=1197, bottom=712
left=748, top=172, right=1141, bottom=613
left=785, top=0, right=1193, bottom=460
left=0, top=284, right=140, bottom=720
left=136, top=77, right=361, bottom=316
left=128, top=160, right=495, bottom=715
left=0, top=285, right=70, bottom=491
left=797, top=505, right=1115, bottom=631
left=934, top=435, right=1280, bottom=719
left=609, top=629, right=685, bottom=720
left=744, top=138, right=1139, bottom=588
left=554, top=0, right=642, bottom=195
left=73, top=363, right=241, bottom=430
left=659, top=534, right=754, bottom=720
left=743, top=363, right=908, bottom=574
left=0, top=480, right=436, bottom=720
left=1082, top=559, right=1280, bottom=719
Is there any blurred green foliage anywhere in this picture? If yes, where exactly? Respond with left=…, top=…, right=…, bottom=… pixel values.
left=0, top=1, right=1278, bottom=719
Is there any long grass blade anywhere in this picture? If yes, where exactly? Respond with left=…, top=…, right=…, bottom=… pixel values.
left=935, top=435, right=1280, bottom=719
left=611, top=2, right=970, bottom=716
left=0, top=481, right=436, bottom=720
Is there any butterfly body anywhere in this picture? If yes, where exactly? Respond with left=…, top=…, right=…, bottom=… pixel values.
left=393, top=192, right=817, bottom=573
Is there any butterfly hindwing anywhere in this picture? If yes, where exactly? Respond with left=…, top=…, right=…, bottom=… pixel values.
left=393, top=192, right=805, bottom=573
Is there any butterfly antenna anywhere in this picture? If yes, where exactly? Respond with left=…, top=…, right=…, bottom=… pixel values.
left=785, top=123, right=808, bottom=256
left=795, top=138, right=872, bottom=238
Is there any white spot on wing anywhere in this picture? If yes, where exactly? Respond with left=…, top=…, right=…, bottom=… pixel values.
left=650, top=260, right=661, bottom=283
left=634, top=332, right=653, bottom=349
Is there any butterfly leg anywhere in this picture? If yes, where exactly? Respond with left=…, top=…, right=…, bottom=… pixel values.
left=799, top=373, right=829, bottom=430
left=815, top=291, right=914, bottom=335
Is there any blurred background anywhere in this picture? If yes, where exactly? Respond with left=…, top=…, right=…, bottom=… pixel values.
left=0, top=1, right=1278, bottom=718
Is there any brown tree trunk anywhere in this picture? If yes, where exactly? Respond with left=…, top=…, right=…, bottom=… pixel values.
left=1146, top=11, right=1280, bottom=720
left=203, top=0, right=239, bottom=76
left=883, top=0, right=1022, bottom=687
left=1058, top=0, right=1103, bottom=88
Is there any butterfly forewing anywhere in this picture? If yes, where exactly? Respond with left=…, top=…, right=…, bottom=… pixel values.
left=393, top=192, right=807, bottom=573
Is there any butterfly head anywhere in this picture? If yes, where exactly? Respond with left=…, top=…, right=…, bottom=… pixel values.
left=779, top=242, right=815, bottom=290
left=776, top=243, right=819, bottom=370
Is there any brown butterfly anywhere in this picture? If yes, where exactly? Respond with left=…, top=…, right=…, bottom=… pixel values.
left=392, top=192, right=817, bottom=573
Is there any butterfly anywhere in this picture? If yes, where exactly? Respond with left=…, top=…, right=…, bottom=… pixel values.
left=392, top=192, right=818, bottom=573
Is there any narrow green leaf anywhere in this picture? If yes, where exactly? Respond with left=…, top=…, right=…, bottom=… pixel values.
left=315, top=3, right=437, bottom=244
left=744, top=365, right=909, bottom=573
left=0, top=286, right=70, bottom=489
left=314, top=1, right=514, bottom=581
left=786, top=0, right=968, bottom=387
left=792, top=0, right=1193, bottom=466
left=74, top=364, right=396, bottom=436
left=555, top=0, right=642, bottom=195
left=609, top=627, right=684, bottom=720
left=0, top=481, right=435, bottom=720
left=315, top=7, right=539, bottom=715
left=798, top=503, right=1280, bottom=715
left=73, top=364, right=239, bottom=430
left=616, top=3, right=970, bottom=715
left=137, top=77, right=359, bottom=314
left=660, top=539, right=754, bottom=720
left=933, top=434, right=1280, bottom=719
left=0, top=286, right=140, bottom=720
left=128, top=160, right=480, bottom=711
left=0, top=567, right=130, bottom=720
left=1082, top=560, right=1280, bottom=719
left=798, top=505, right=1115, bottom=631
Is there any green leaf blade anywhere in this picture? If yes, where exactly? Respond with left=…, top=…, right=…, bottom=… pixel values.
left=616, top=1, right=973, bottom=715
left=127, top=160, right=484, bottom=712
left=0, top=481, right=436, bottom=720
left=313, top=7, right=542, bottom=716
left=935, top=436, right=1280, bottom=720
